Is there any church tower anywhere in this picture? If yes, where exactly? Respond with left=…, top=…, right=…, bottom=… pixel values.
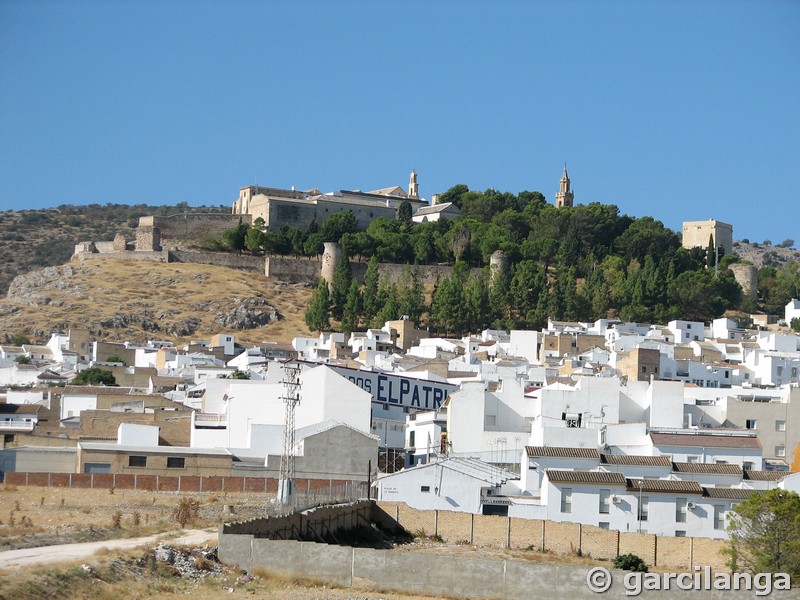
left=555, top=164, right=574, bottom=208
left=408, top=170, right=419, bottom=199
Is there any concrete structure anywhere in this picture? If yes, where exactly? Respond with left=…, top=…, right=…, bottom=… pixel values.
left=555, top=165, right=574, bottom=208
left=76, top=442, right=233, bottom=475
left=681, top=219, right=733, bottom=256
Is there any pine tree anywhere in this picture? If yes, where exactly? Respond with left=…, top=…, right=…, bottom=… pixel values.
left=304, top=279, right=331, bottom=333
left=377, top=283, right=400, bottom=326
left=398, top=266, right=425, bottom=324
left=341, top=279, right=361, bottom=333
left=362, top=256, right=380, bottom=323
left=330, top=253, right=352, bottom=319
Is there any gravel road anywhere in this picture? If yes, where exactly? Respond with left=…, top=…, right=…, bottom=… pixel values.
left=0, top=528, right=217, bottom=569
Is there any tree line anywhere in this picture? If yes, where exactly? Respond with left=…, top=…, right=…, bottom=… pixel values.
left=211, top=185, right=800, bottom=334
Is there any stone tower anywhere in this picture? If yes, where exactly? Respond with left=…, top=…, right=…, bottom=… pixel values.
left=729, top=263, right=758, bottom=300
left=136, top=226, right=162, bottom=252
left=321, top=242, right=343, bottom=287
left=490, top=250, right=509, bottom=283
left=555, top=164, right=574, bottom=208
left=408, top=171, right=419, bottom=200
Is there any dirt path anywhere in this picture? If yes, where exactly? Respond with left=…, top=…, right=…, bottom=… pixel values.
left=0, top=527, right=217, bottom=569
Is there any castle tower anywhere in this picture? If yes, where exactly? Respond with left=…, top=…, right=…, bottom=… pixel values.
left=489, top=250, right=509, bottom=283
left=321, top=242, right=343, bottom=287
left=408, top=171, right=419, bottom=199
left=555, top=164, right=574, bottom=208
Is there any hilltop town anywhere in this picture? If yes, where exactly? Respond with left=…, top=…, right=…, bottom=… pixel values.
left=1, top=171, right=800, bottom=592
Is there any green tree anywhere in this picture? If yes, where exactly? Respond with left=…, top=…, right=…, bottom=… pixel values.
left=725, top=489, right=800, bottom=578
left=330, top=254, right=353, bottom=319
left=398, top=200, right=413, bottom=222
left=377, top=283, right=401, bottom=326
left=72, top=368, right=116, bottom=386
left=398, top=267, right=425, bottom=324
left=222, top=220, right=249, bottom=253
left=303, top=232, right=325, bottom=256
left=304, top=279, right=331, bottom=333
left=362, top=256, right=381, bottom=324
left=105, top=355, right=126, bottom=365
left=341, top=279, right=362, bottom=333
left=322, top=210, right=358, bottom=242
left=14, top=355, right=31, bottom=365
left=10, top=334, right=30, bottom=346
left=221, top=369, right=250, bottom=379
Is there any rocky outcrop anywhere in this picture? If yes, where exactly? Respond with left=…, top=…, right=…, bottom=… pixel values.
left=6, top=265, right=78, bottom=305
left=213, top=299, right=279, bottom=330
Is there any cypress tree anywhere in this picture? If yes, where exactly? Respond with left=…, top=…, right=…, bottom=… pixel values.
left=330, top=253, right=352, bottom=319
left=304, top=279, right=331, bottom=333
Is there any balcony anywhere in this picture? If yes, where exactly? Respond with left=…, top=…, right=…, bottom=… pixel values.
left=193, top=413, right=227, bottom=428
left=0, top=420, right=36, bottom=432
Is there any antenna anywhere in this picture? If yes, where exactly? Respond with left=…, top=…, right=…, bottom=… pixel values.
left=277, top=362, right=302, bottom=507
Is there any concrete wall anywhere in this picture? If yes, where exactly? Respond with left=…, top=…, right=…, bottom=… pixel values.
left=222, top=536, right=791, bottom=600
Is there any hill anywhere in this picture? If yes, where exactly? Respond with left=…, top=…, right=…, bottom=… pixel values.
left=0, top=204, right=228, bottom=296
left=0, top=257, right=314, bottom=346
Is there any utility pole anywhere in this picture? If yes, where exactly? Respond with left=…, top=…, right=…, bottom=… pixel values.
left=277, top=362, right=302, bottom=507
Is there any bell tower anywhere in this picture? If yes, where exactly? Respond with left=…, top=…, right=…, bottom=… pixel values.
left=408, top=170, right=419, bottom=199
left=555, top=164, right=574, bottom=208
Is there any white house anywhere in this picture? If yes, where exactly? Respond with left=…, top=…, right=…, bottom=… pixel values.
left=375, top=457, right=518, bottom=515
left=786, top=299, right=800, bottom=325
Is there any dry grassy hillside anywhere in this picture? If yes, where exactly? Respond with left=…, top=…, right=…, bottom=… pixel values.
left=0, top=257, right=315, bottom=346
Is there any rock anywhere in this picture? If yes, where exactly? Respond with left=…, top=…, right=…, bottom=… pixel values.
left=213, top=299, right=279, bottom=329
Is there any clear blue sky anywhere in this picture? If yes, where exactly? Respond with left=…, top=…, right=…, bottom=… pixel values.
left=1, top=0, right=798, bottom=244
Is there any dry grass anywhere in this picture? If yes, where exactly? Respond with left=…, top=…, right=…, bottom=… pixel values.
left=0, top=484, right=264, bottom=552
left=0, top=256, right=314, bottom=345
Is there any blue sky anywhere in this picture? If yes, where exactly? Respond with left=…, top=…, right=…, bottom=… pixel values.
left=1, top=1, right=798, bottom=244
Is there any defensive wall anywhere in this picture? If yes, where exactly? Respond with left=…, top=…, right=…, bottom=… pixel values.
left=73, top=244, right=479, bottom=287
left=218, top=500, right=789, bottom=599
left=139, top=213, right=250, bottom=240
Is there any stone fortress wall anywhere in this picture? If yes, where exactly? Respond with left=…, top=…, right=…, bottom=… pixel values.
left=72, top=212, right=478, bottom=286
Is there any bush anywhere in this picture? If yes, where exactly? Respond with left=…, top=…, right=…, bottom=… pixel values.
left=173, top=498, right=200, bottom=527
left=613, top=553, right=648, bottom=572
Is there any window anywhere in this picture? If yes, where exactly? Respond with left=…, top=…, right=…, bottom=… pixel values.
left=743, top=461, right=754, bottom=471
left=745, top=419, right=757, bottom=430
left=676, top=498, right=687, bottom=523
left=675, top=530, right=686, bottom=537
left=776, top=445, right=786, bottom=457
left=128, top=455, right=147, bottom=467
left=383, top=403, right=389, bottom=411
left=167, top=457, right=185, bottom=469
left=776, top=420, right=786, bottom=432
left=409, top=431, right=415, bottom=447
left=599, top=489, right=611, bottom=514
left=638, top=496, right=649, bottom=522
left=777, top=366, right=784, bottom=377
left=420, top=485, right=430, bottom=493
left=561, top=488, right=573, bottom=514
left=714, top=505, right=725, bottom=530
left=687, top=455, right=700, bottom=464
left=599, top=522, right=610, bottom=530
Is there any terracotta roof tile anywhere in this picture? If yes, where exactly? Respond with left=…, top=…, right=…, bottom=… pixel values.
left=672, top=462, right=743, bottom=475
left=601, top=454, right=672, bottom=467
left=625, top=479, right=703, bottom=494
left=526, top=446, right=600, bottom=459
left=650, top=432, right=761, bottom=449
left=547, top=470, right=626, bottom=485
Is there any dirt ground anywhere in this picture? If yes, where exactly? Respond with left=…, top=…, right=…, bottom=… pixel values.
left=0, top=483, right=608, bottom=599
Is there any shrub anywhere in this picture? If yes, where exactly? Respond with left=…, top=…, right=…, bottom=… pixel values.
left=173, top=498, right=200, bottom=527
left=613, top=553, right=648, bottom=572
